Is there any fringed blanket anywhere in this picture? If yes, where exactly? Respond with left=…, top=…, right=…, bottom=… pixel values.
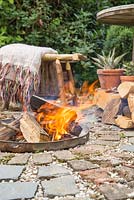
left=0, top=43, right=57, bottom=110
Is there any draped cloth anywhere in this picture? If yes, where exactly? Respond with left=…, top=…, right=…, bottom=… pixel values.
left=0, top=43, right=57, bottom=109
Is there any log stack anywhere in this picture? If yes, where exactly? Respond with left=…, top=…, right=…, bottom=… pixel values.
left=97, top=82, right=134, bottom=129
left=115, top=82, right=134, bottom=128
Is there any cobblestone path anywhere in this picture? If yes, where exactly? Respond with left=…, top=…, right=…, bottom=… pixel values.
left=0, top=106, right=134, bottom=200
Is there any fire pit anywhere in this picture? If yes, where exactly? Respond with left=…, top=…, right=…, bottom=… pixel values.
left=0, top=96, right=89, bottom=153
left=0, top=127, right=89, bottom=153
left=0, top=44, right=90, bottom=153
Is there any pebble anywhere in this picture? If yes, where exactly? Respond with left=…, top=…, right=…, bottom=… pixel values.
left=0, top=106, right=134, bottom=200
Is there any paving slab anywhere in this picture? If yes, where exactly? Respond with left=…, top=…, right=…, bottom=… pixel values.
left=120, top=145, right=134, bottom=152
left=0, top=165, right=25, bottom=180
left=68, top=159, right=98, bottom=171
left=8, top=153, right=30, bottom=165
left=42, top=175, right=79, bottom=197
left=110, top=158, right=123, bottom=167
left=98, top=134, right=120, bottom=141
left=124, top=130, right=134, bottom=137
left=128, top=137, right=134, bottom=144
left=38, top=164, right=70, bottom=179
left=99, top=183, right=132, bottom=200
left=79, top=167, right=114, bottom=185
left=0, top=153, right=14, bottom=160
left=115, top=165, right=134, bottom=181
left=0, top=153, right=14, bottom=164
left=0, top=182, right=37, bottom=200
left=71, top=144, right=107, bottom=156
left=53, top=150, right=75, bottom=161
left=55, top=198, right=90, bottom=200
left=128, top=181, right=134, bottom=188
left=89, top=156, right=122, bottom=167
left=33, top=152, right=52, bottom=165
left=93, top=140, right=119, bottom=147
left=110, top=152, right=132, bottom=161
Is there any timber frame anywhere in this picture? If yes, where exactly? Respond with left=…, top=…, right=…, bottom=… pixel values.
left=39, top=53, right=87, bottom=105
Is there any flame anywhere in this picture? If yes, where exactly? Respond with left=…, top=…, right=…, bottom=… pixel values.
left=76, top=80, right=99, bottom=108
left=36, top=80, right=98, bottom=140
left=36, top=103, right=77, bottom=141
left=88, top=80, right=99, bottom=96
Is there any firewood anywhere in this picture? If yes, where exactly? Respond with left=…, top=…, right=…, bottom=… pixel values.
left=123, top=106, right=131, bottom=118
left=0, top=121, right=19, bottom=132
left=94, top=89, right=120, bottom=110
left=128, top=93, right=134, bottom=112
left=131, top=112, right=134, bottom=123
left=118, top=82, right=134, bottom=98
left=30, top=95, right=60, bottom=111
left=102, top=98, right=121, bottom=124
left=20, top=112, right=49, bottom=143
left=115, top=115, right=134, bottom=129
left=0, top=117, right=20, bottom=141
left=0, top=128, right=16, bottom=141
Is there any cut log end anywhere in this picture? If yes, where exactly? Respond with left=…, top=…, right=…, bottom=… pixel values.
left=20, top=112, right=49, bottom=143
left=118, top=82, right=134, bottom=98
left=115, top=115, right=134, bottom=129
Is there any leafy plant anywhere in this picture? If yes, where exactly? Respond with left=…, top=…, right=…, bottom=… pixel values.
left=0, top=0, right=133, bottom=84
left=123, top=61, right=134, bottom=76
left=104, top=26, right=134, bottom=61
left=92, top=48, right=126, bottom=69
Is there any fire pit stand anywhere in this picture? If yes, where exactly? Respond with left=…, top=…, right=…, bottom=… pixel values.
left=0, top=126, right=89, bottom=153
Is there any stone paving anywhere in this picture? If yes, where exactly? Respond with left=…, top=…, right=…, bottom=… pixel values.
left=0, top=106, right=134, bottom=199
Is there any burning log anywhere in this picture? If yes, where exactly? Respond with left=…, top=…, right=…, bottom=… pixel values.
left=30, top=95, right=60, bottom=111
left=0, top=95, right=81, bottom=143
left=68, top=121, right=82, bottom=137
left=20, top=112, right=49, bottom=143
left=36, top=103, right=78, bottom=141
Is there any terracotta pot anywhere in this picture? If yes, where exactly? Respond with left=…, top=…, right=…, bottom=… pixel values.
left=120, top=75, right=134, bottom=82
left=97, top=69, right=125, bottom=90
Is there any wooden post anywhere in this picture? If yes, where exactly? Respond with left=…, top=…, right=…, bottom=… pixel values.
left=132, top=37, right=134, bottom=62
left=55, top=59, right=66, bottom=105
left=66, top=62, right=77, bottom=106
left=39, top=61, right=46, bottom=96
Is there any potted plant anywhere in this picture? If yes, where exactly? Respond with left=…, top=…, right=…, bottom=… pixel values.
left=92, top=48, right=126, bottom=90
left=120, top=61, right=134, bottom=82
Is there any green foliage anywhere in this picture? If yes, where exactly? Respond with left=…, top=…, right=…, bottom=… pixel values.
left=123, top=61, right=134, bottom=75
left=0, top=0, right=14, bottom=5
left=104, top=26, right=134, bottom=61
left=0, top=0, right=134, bottom=85
left=92, top=48, right=126, bottom=69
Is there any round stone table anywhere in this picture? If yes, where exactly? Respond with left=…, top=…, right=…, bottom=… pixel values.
left=97, top=4, right=134, bottom=25
left=97, top=4, right=134, bottom=61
